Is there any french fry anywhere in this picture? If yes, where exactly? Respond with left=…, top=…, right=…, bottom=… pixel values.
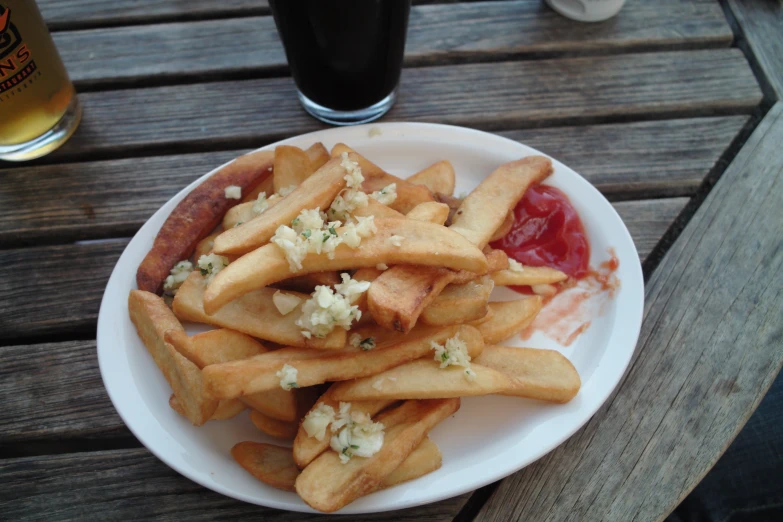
left=173, top=272, right=346, bottom=350
left=435, top=192, right=462, bottom=226
left=242, top=170, right=274, bottom=203
left=491, top=265, right=568, bottom=287
left=136, top=149, right=274, bottom=294
left=295, top=398, right=460, bottom=512
left=213, top=154, right=355, bottom=256
left=305, top=142, right=331, bottom=171
left=331, top=143, right=435, bottom=213
left=273, top=271, right=341, bottom=294
left=470, top=305, right=494, bottom=325
left=193, top=227, right=223, bottom=260
left=250, top=409, right=299, bottom=439
left=450, top=248, right=509, bottom=284
left=474, top=346, right=581, bottom=403
left=449, top=156, right=552, bottom=249
left=407, top=160, right=456, bottom=196
left=273, top=145, right=317, bottom=193
left=330, top=359, right=515, bottom=401
left=489, top=211, right=514, bottom=242
left=352, top=197, right=405, bottom=220
left=128, top=290, right=218, bottom=425
left=234, top=437, right=441, bottom=493
left=202, top=325, right=484, bottom=399
left=165, top=328, right=299, bottom=421
left=420, top=275, right=494, bottom=326
left=223, top=195, right=281, bottom=230
left=169, top=394, right=246, bottom=421
left=470, top=297, right=542, bottom=345
left=405, top=201, right=450, bottom=225
left=293, top=387, right=394, bottom=469
left=204, top=218, right=488, bottom=314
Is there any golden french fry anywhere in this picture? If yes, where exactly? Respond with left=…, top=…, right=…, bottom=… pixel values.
left=232, top=442, right=300, bottom=492
left=489, top=211, right=514, bottom=242
left=128, top=290, right=218, bottom=425
left=449, top=156, right=552, bottom=249
left=293, top=387, right=394, bottom=469
left=173, top=272, right=346, bottom=349
left=273, top=145, right=317, bottom=193
left=223, top=195, right=281, bottom=230
left=380, top=436, right=442, bottom=489
left=204, top=218, right=488, bottom=314
left=470, top=305, right=494, bottom=325
left=491, top=265, right=568, bottom=287
left=242, top=171, right=274, bottom=203
left=474, top=346, right=581, bottom=403
left=407, top=160, right=456, bottom=196
left=352, top=197, right=405, bottom=220
left=470, top=297, right=543, bottom=345
left=330, top=359, right=515, bottom=401
left=420, top=275, right=494, bottom=326
left=435, top=192, right=462, bottom=225
left=213, top=154, right=355, bottom=256
left=331, top=143, right=435, bottom=213
left=165, top=328, right=299, bottom=422
left=405, top=201, right=450, bottom=225
left=202, top=325, right=483, bottom=399
left=193, top=227, right=223, bottom=260
left=305, top=142, right=331, bottom=171
left=368, top=266, right=456, bottom=333
left=451, top=248, right=509, bottom=284
left=169, top=394, right=246, bottom=421
left=250, top=409, right=299, bottom=439
left=273, top=271, right=341, bottom=294
left=295, top=398, right=460, bottom=512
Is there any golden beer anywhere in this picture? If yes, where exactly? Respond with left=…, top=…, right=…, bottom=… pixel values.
left=0, top=1, right=81, bottom=161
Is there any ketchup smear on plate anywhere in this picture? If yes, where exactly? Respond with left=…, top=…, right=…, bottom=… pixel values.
left=491, top=185, right=590, bottom=292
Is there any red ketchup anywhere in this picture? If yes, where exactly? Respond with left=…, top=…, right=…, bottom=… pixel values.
left=491, top=185, right=590, bottom=294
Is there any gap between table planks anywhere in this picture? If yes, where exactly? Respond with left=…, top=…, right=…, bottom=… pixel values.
left=474, top=101, right=783, bottom=522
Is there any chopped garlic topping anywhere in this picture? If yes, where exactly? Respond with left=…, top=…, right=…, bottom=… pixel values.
left=329, top=153, right=369, bottom=221
left=296, top=285, right=361, bottom=338
left=224, top=185, right=242, bottom=199
left=370, top=183, right=397, bottom=206
left=272, top=290, right=302, bottom=315
left=197, top=253, right=229, bottom=283
left=252, top=192, right=269, bottom=214
left=329, top=402, right=385, bottom=463
left=340, top=153, right=364, bottom=188
left=368, top=127, right=382, bottom=138
left=376, top=263, right=389, bottom=271
left=349, top=333, right=376, bottom=351
left=334, top=273, right=371, bottom=304
left=431, top=334, right=475, bottom=381
left=277, top=185, right=297, bottom=197
left=372, top=378, right=385, bottom=390
left=163, top=260, right=193, bottom=294
left=388, top=235, right=405, bottom=247
left=276, top=364, right=298, bottom=390
left=302, top=403, right=336, bottom=441
left=508, top=258, right=525, bottom=273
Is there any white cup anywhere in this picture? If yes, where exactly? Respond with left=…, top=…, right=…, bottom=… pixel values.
left=545, top=0, right=626, bottom=22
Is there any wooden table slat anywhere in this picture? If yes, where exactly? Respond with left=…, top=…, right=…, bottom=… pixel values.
left=0, top=117, right=742, bottom=247
left=47, top=49, right=760, bottom=162
left=0, top=448, right=470, bottom=519
left=476, top=102, right=783, bottom=522
left=52, top=0, right=733, bottom=89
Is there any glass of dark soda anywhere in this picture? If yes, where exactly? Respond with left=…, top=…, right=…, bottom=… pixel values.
left=269, top=0, right=411, bottom=126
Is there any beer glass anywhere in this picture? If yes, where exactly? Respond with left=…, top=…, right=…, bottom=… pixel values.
left=0, top=1, right=81, bottom=161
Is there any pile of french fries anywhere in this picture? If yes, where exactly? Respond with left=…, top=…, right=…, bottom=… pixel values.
left=129, top=142, right=581, bottom=512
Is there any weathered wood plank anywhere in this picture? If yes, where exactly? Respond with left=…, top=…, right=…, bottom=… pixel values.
left=476, top=104, right=783, bottom=522
left=0, top=448, right=470, bottom=519
left=726, top=0, right=783, bottom=100
left=52, top=0, right=732, bottom=88
left=46, top=49, right=760, bottom=161
left=0, top=117, right=737, bottom=247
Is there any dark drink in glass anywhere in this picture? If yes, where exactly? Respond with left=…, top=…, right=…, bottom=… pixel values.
left=269, top=0, right=411, bottom=125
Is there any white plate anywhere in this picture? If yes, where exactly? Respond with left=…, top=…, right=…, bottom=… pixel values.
left=97, top=122, right=643, bottom=514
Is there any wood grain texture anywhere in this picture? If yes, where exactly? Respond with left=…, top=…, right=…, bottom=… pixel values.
left=0, top=340, right=127, bottom=442
left=476, top=103, right=783, bottom=522
left=0, top=118, right=734, bottom=247
left=52, top=0, right=732, bottom=88
left=726, top=0, right=783, bottom=100
left=49, top=49, right=760, bottom=160
left=613, top=198, right=687, bottom=262
left=0, top=448, right=470, bottom=520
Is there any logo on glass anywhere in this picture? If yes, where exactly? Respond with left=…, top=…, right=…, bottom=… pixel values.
left=0, top=6, right=36, bottom=94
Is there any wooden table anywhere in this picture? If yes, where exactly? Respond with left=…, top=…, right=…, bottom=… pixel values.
left=1, top=1, right=781, bottom=520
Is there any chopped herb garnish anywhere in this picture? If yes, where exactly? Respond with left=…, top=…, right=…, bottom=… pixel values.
left=234, top=221, right=243, bottom=228
left=441, top=352, right=449, bottom=362
left=322, top=235, right=329, bottom=243
left=292, top=217, right=300, bottom=226
left=289, top=382, right=299, bottom=389
left=359, top=338, right=376, bottom=351
left=302, top=229, right=311, bottom=239
left=200, top=268, right=208, bottom=276
left=350, top=444, right=359, bottom=449
left=329, top=226, right=337, bottom=236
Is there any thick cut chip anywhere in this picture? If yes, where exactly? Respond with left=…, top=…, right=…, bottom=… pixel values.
left=136, top=149, right=274, bottom=294
left=295, top=398, right=460, bottom=512
left=250, top=409, right=299, bottom=439
left=173, top=272, right=345, bottom=349
left=407, top=160, right=456, bottom=196
left=451, top=248, right=509, bottom=285
left=293, top=386, right=394, bottom=469
left=474, top=345, right=581, bottom=403
left=331, top=143, right=435, bottom=213
left=128, top=290, right=218, bottom=425
left=305, top=142, right=331, bottom=171
left=491, top=265, right=568, bottom=287
left=223, top=196, right=281, bottom=230
left=330, top=359, right=514, bottom=401
left=368, top=266, right=456, bottom=333
left=420, top=275, right=494, bottom=326
left=204, top=218, right=488, bottom=314
left=470, top=297, right=543, bottom=345
left=165, top=328, right=298, bottom=421
left=273, top=145, right=318, bottom=193
left=489, top=211, right=514, bottom=242
left=169, top=394, right=246, bottom=421
left=352, top=198, right=405, bottom=220
left=242, top=170, right=274, bottom=203
left=449, top=156, right=552, bottom=249
left=213, top=154, right=355, bottom=256
left=202, top=325, right=483, bottom=399
left=405, top=201, right=450, bottom=225
left=193, top=227, right=223, bottom=260
left=380, top=436, right=442, bottom=489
